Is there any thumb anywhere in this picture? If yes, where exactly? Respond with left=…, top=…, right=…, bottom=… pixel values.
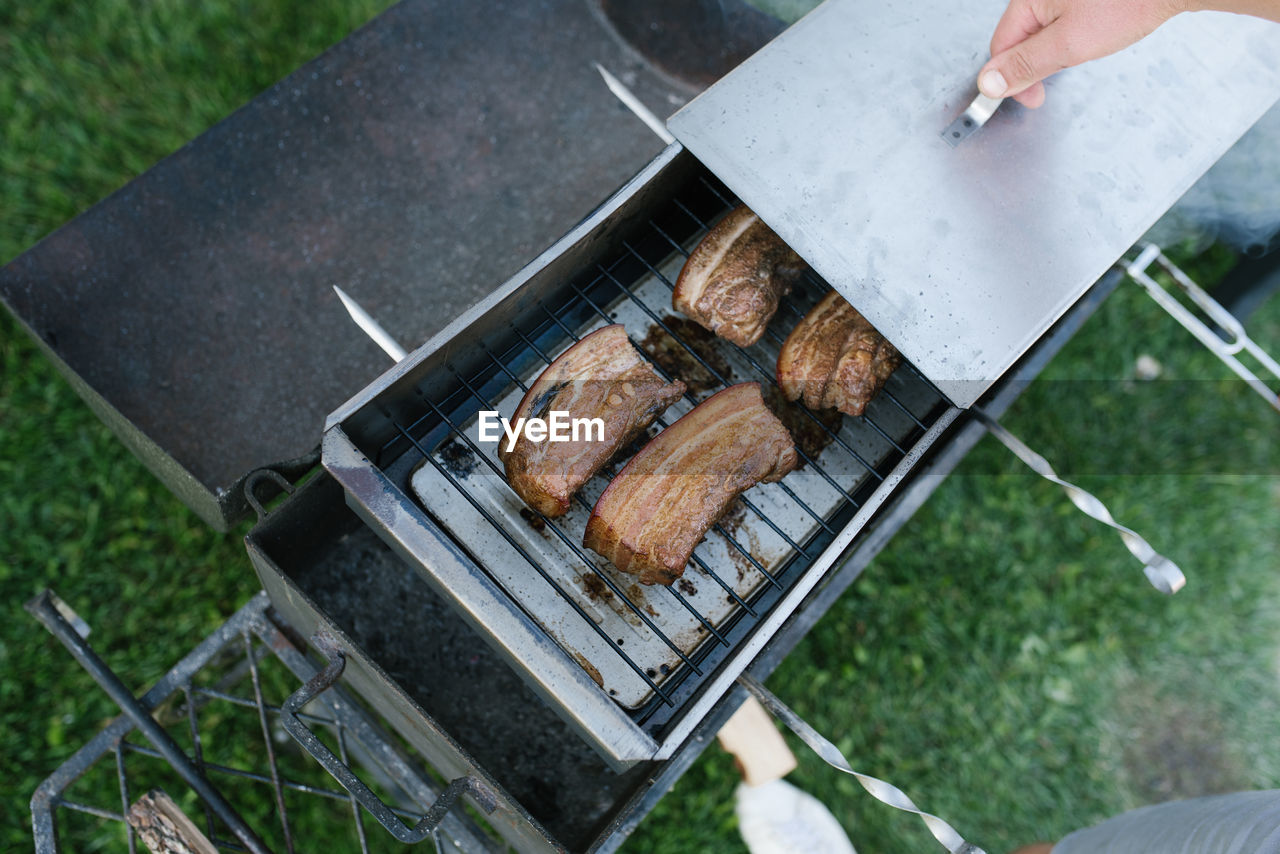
left=978, top=23, right=1072, bottom=105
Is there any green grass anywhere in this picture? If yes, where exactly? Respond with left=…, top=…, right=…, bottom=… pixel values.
left=1, top=0, right=396, bottom=848
left=4, top=4, right=1280, bottom=853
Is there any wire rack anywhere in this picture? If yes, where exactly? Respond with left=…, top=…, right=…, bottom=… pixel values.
left=31, top=592, right=497, bottom=854
left=369, top=171, right=953, bottom=734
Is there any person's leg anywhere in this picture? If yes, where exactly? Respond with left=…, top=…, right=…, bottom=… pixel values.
left=1049, top=791, right=1280, bottom=854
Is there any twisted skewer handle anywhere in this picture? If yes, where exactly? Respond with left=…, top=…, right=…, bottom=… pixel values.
left=739, top=675, right=986, bottom=854
left=972, top=410, right=1186, bottom=594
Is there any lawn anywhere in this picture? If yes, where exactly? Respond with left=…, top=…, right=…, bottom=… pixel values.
left=3, top=2, right=1279, bottom=853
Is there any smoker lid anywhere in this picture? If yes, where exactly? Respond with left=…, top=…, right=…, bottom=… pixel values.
left=0, top=0, right=783, bottom=529
left=667, top=0, right=1280, bottom=408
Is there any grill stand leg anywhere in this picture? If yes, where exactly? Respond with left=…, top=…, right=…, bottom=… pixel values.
left=1126, top=242, right=1280, bottom=413
left=30, top=591, right=503, bottom=853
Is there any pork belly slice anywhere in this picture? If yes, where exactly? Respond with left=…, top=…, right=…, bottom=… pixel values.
left=498, top=324, right=685, bottom=518
left=673, top=204, right=807, bottom=348
left=776, top=291, right=901, bottom=418
left=584, top=383, right=797, bottom=586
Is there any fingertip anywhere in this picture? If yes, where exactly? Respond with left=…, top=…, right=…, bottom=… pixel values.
left=978, top=67, right=1009, bottom=99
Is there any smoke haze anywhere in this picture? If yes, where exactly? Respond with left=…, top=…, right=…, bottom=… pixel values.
left=1145, top=102, right=1280, bottom=256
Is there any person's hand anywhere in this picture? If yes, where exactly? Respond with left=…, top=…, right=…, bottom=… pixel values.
left=977, top=0, right=1187, bottom=108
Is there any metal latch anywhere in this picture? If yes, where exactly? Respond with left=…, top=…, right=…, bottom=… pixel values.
left=941, top=90, right=1004, bottom=147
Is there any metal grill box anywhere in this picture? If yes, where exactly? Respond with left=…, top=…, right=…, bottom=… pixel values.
left=322, top=145, right=959, bottom=767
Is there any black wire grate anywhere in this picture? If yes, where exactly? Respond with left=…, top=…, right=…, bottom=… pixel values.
left=365, top=169, right=952, bottom=733
left=32, top=594, right=493, bottom=854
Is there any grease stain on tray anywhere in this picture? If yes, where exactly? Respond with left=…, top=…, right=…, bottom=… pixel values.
left=762, top=384, right=843, bottom=467
left=582, top=573, right=614, bottom=602
left=719, top=500, right=753, bottom=582
left=641, top=316, right=733, bottom=396
left=571, top=652, right=604, bottom=688
left=626, top=584, right=660, bottom=617
left=519, top=507, right=547, bottom=533
left=580, top=573, right=643, bottom=629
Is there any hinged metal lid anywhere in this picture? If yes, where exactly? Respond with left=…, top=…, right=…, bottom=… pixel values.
left=668, top=0, right=1280, bottom=407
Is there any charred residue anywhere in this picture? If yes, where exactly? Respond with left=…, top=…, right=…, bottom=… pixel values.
left=719, top=499, right=752, bottom=583
left=571, top=652, right=604, bottom=688
left=762, top=384, right=844, bottom=466
left=519, top=507, right=547, bottom=533
left=676, top=578, right=697, bottom=596
left=582, top=573, right=614, bottom=602
left=626, top=584, right=660, bottom=617
left=437, top=439, right=477, bottom=476
left=640, top=316, right=732, bottom=395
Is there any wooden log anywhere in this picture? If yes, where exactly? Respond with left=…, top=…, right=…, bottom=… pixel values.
left=126, top=790, right=219, bottom=854
left=716, top=695, right=798, bottom=787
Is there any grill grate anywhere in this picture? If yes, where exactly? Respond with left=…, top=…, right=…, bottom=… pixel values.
left=369, top=172, right=951, bottom=734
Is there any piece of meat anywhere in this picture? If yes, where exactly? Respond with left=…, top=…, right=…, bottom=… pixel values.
left=584, top=383, right=797, bottom=585
left=673, top=205, right=806, bottom=348
left=499, top=325, right=685, bottom=517
left=776, top=291, right=901, bottom=418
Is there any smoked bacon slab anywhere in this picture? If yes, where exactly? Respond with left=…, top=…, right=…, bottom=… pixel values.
left=776, top=291, right=901, bottom=418
left=499, top=324, right=684, bottom=517
left=584, top=382, right=797, bottom=585
left=673, top=205, right=806, bottom=348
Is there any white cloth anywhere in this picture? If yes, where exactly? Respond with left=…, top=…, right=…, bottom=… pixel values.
left=735, top=779, right=858, bottom=854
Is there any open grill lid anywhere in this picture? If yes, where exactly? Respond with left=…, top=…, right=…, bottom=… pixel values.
left=667, top=0, right=1280, bottom=408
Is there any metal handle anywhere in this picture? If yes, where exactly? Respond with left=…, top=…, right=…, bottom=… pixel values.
left=280, top=636, right=496, bottom=844
left=1126, top=242, right=1280, bottom=413
left=738, top=675, right=986, bottom=854
left=971, top=410, right=1186, bottom=595
left=244, top=469, right=296, bottom=521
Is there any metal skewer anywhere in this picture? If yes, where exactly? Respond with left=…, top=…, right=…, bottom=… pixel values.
left=595, top=63, right=675, bottom=144
left=333, top=285, right=408, bottom=362
left=740, top=675, right=986, bottom=854
left=972, top=409, right=1187, bottom=595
